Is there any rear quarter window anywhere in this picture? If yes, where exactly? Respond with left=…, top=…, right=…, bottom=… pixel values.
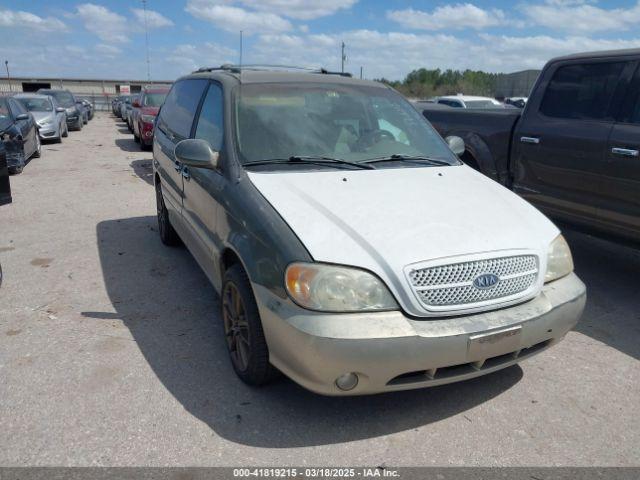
left=158, top=79, right=208, bottom=140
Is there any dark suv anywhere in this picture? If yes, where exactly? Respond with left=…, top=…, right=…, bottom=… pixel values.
left=37, top=89, right=83, bottom=131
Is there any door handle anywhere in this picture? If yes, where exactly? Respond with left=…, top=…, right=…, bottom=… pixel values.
left=181, top=166, right=190, bottom=180
left=611, top=147, right=639, bottom=157
left=520, top=136, right=540, bottom=145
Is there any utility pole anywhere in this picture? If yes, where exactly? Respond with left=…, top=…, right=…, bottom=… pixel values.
left=4, top=60, right=12, bottom=92
left=341, top=42, right=346, bottom=73
left=142, top=0, right=151, bottom=81
left=360, top=66, right=363, bottom=79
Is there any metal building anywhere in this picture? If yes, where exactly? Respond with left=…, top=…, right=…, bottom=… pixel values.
left=495, top=70, right=541, bottom=98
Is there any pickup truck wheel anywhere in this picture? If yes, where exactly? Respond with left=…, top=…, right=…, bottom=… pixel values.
left=155, top=182, right=180, bottom=246
left=222, top=264, right=277, bottom=386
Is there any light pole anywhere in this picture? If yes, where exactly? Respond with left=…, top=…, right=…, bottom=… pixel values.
left=4, top=60, right=12, bottom=92
left=341, top=42, right=346, bottom=73
left=142, top=0, right=151, bottom=81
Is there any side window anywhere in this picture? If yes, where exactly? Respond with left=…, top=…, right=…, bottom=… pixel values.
left=194, top=83, right=224, bottom=150
left=540, top=61, right=626, bottom=121
left=158, top=79, right=208, bottom=139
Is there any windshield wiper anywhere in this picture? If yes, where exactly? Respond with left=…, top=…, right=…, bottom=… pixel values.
left=363, top=154, right=454, bottom=166
left=243, top=155, right=375, bottom=170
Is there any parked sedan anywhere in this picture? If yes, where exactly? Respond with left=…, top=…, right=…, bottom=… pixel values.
left=0, top=96, right=40, bottom=174
left=133, top=87, right=169, bottom=149
left=80, top=99, right=94, bottom=120
left=0, top=140, right=9, bottom=286
left=38, top=89, right=83, bottom=131
left=76, top=100, right=88, bottom=125
left=14, top=94, right=68, bottom=142
left=127, top=94, right=140, bottom=132
left=436, top=95, right=505, bottom=109
left=119, top=95, right=131, bottom=120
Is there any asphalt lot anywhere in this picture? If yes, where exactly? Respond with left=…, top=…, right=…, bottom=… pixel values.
left=0, top=113, right=638, bottom=466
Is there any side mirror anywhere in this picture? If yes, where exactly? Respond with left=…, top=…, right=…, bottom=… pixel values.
left=174, top=139, right=219, bottom=170
left=15, top=113, right=29, bottom=121
left=56, top=107, right=66, bottom=113
left=445, top=136, right=465, bottom=156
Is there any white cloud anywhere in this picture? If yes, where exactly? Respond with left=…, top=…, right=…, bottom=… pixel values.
left=166, top=42, right=238, bottom=73
left=95, top=44, right=122, bottom=58
left=76, top=3, right=129, bottom=43
left=131, top=8, right=174, bottom=28
left=185, top=0, right=357, bottom=31
left=525, top=0, right=640, bottom=33
left=185, top=1, right=291, bottom=33
left=387, top=3, right=505, bottom=31
left=0, top=8, right=67, bottom=31
left=249, top=30, right=640, bottom=79
left=238, top=0, right=358, bottom=20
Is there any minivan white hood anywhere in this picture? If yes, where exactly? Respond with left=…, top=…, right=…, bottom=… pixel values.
left=248, top=165, right=559, bottom=317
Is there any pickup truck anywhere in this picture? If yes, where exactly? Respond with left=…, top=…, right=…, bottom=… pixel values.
left=420, top=48, right=640, bottom=243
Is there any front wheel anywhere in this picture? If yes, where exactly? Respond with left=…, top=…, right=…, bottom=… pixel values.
left=33, top=135, right=41, bottom=158
left=62, top=122, right=69, bottom=137
left=222, top=264, right=277, bottom=386
left=155, top=182, right=180, bottom=246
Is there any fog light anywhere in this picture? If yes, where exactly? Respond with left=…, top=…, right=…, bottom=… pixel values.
left=335, top=372, right=358, bottom=391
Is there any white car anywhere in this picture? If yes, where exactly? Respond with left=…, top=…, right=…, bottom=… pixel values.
left=437, top=95, right=504, bottom=109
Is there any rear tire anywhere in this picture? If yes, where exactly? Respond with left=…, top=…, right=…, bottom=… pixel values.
left=222, top=264, right=278, bottom=386
left=155, top=181, right=180, bottom=246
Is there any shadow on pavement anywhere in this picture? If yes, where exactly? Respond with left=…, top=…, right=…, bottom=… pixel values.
left=130, top=159, right=153, bottom=185
left=562, top=228, right=640, bottom=360
left=91, top=216, right=523, bottom=448
left=115, top=138, right=140, bottom=153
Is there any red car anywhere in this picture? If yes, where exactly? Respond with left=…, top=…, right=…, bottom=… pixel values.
left=132, top=86, right=170, bottom=150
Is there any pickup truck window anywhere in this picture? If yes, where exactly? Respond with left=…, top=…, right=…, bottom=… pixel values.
left=540, top=61, right=626, bottom=121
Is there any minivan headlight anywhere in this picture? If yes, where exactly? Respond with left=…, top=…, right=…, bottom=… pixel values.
left=285, top=263, right=398, bottom=312
left=545, top=235, right=574, bottom=283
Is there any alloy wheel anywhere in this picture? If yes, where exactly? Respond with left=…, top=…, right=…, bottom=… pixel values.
left=222, top=282, right=251, bottom=372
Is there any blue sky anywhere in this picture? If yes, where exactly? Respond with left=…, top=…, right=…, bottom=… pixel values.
left=1, top=0, right=639, bottom=81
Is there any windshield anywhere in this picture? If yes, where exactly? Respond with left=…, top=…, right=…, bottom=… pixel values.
left=464, top=100, right=498, bottom=109
left=47, top=91, right=75, bottom=107
left=17, top=97, right=53, bottom=112
left=144, top=93, right=167, bottom=107
left=0, top=98, right=12, bottom=130
left=235, top=83, right=458, bottom=169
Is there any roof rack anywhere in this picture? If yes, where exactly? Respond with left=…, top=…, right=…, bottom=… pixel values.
left=193, top=64, right=353, bottom=77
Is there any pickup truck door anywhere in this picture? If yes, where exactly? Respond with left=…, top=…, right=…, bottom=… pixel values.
left=599, top=64, right=640, bottom=241
left=181, top=82, right=226, bottom=290
left=512, top=60, right=630, bottom=225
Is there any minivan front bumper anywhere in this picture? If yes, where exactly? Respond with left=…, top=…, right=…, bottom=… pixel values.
left=254, top=273, right=586, bottom=395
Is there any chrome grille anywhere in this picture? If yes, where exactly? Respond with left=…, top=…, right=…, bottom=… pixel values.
left=408, top=255, right=539, bottom=309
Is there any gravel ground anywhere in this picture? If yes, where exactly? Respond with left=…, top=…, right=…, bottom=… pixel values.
left=0, top=113, right=638, bottom=466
